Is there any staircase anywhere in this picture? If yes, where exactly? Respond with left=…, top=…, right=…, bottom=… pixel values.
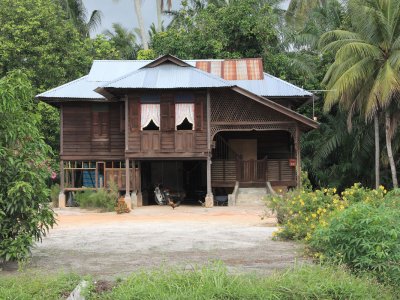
left=235, top=187, right=268, bottom=206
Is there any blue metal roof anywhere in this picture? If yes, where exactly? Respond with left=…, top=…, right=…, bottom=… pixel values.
left=36, top=76, right=106, bottom=100
left=235, top=73, right=312, bottom=97
left=102, top=63, right=233, bottom=89
left=37, top=59, right=312, bottom=100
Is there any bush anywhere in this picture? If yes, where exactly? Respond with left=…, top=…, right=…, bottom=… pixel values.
left=85, top=264, right=396, bottom=299
left=75, top=182, right=119, bottom=212
left=310, top=202, right=400, bottom=286
left=50, top=183, right=60, bottom=208
left=267, top=183, right=386, bottom=241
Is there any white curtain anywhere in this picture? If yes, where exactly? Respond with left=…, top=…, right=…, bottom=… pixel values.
left=141, top=104, right=160, bottom=129
left=175, top=103, right=195, bottom=129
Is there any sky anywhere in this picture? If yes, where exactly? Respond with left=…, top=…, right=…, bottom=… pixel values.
left=82, top=0, right=290, bottom=37
left=82, top=0, right=181, bottom=36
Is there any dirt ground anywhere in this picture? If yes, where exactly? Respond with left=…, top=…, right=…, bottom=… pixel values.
left=2, top=206, right=307, bottom=279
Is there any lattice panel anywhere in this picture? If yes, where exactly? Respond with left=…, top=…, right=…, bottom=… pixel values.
left=211, top=90, right=292, bottom=123
left=211, top=124, right=295, bottom=139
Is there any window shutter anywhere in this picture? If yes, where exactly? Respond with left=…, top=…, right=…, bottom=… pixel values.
left=169, top=102, right=175, bottom=130
left=130, top=97, right=140, bottom=131
left=195, top=98, right=204, bottom=131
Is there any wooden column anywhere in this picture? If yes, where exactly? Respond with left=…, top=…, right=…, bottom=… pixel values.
left=125, top=96, right=129, bottom=151
left=295, top=125, right=301, bottom=189
left=137, top=161, right=143, bottom=206
left=124, top=158, right=132, bottom=209
left=205, top=88, right=213, bottom=207
left=58, top=160, right=66, bottom=208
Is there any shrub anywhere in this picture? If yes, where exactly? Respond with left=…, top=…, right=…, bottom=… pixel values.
left=310, top=202, right=400, bottom=286
left=267, top=188, right=345, bottom=240
left=267, top=183, right=387, bottom=241
left=75, top=183, right=119, bottom=212
left=50, top=183, right=60, bottom=208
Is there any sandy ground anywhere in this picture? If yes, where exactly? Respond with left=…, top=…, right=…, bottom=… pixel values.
left=2, top=206, right=307, bottom=279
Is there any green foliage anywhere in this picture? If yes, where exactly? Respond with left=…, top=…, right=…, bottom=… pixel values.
left=0, top=71, right=56, bottom=262
left=75, top=182, right=119, bottom=212
left=85, top=264, right=395, bottom=299
left=0, top=272, right=81, bottom=300
left=151, top=0, right=278, bottom=59
left=137, top=49, right=157, bottom=60
left=311, top=202, right=400, bottom=285
left=268, top=183, right=386, bottom=240
left=104, top=23, right=139, bottom=59
left=50, top=184, right=60, bottom=208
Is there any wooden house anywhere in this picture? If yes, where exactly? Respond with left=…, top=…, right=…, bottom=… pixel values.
left=37, top=55, right=318, bottom=208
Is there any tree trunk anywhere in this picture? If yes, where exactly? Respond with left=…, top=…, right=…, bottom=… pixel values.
left=156, top=0, right=162, bottom=32
left=134, top=0, right=148, bottom=50
left=385, top=112, right=398, bottom=188
left=374, top=114, right=380, bottom=189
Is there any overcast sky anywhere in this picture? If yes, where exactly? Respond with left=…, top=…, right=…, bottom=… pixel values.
left=82, top=0, right=290, bottom=37
left=83, top=0, right=181, bottom=36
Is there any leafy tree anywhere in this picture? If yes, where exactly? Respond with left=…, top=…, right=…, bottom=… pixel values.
left=151, top=0, right=279, bottom=59
left=0, top=71, right=55, bottom=262
left=0, top=0, right=120, bottom=154
left=320, top=0, right=400, bottom=188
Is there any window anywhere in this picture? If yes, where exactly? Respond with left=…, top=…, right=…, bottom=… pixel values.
left=141, top=94, right=160, bottom=130
left=175, top=103, right=195, bottom=130
left=92, top=104, right=109, bottom=141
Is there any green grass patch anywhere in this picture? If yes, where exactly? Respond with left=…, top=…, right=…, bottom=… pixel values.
left=0, top=272, right=81, bottom=300
left=86, top=263, right=397, bottom=300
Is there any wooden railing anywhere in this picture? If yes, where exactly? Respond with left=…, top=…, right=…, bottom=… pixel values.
left=212, top=159, right=296, bottom=185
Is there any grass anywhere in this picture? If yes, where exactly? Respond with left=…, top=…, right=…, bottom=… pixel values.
left=0, top=264, right=397, bottom=299
left=0, top=272, right=81, bottom=300
left=85, top=263, right=398, bottom=300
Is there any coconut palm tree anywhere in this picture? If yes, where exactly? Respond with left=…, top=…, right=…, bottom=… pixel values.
left=104, top=23, right=138, bottom=59
left=286, top=0, right=327, bottom=28
left=156, top=0, right=172, bottom=32
left=59, top=0, right=102, bottom=37
left=319, top=0, right=400, bottom=188
left=112, top=0, right=148, bottom=50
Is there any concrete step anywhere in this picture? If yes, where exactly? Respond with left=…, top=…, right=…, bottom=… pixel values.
left=235, top=187, right=268, bottom=206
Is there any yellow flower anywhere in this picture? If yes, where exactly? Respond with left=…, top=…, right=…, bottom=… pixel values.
left=312, top=213, right=317, bottom=218
left=305, top=217, right=309, bottom=221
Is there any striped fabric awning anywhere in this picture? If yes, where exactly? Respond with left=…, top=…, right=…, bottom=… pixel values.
left=195, top=58, right=264, bottom=80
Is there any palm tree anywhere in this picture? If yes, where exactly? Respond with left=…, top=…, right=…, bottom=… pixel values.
left=104, top=23, right=138, bottom=59
left=113, top=0, right=148, bottom=50
left=319, top=0, right=400, bottom=188
left=58, top=0, right=102, bottom=37
left=156, top=0, right=172, bottom=32
left=286, top=0, right=327, bottom=28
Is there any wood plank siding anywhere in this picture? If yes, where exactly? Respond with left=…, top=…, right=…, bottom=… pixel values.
left=61, top=102, right=125, bottom=160
left=126, top=90, right=208, bottom=159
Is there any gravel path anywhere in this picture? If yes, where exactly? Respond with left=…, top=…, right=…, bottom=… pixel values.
left=4, top=206, right=307, bottom=279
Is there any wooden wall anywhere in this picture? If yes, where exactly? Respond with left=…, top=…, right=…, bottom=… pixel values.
left=126, top=90, right=208, bottom=158
left=61, top=102, right=125, bottom=160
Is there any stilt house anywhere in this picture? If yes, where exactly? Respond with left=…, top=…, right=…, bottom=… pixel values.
left=37, top=55, right=318, bottom=208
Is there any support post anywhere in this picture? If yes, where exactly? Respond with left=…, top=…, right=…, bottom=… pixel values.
left=124, top=158, right=132, bottom=210
left=205, top=88, right=214, bottom=207
left=137, top=161, right=143, bottom=206
left=295, top=125, right=301, bottom=189
left=58, top=160, right=66, bottom=208
left=131, top=160, right=138, bottom=207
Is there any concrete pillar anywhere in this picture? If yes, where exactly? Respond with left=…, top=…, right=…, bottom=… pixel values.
left=59, top=160, right=65, bottom=208
left=124, top=158, right=132, bottom=210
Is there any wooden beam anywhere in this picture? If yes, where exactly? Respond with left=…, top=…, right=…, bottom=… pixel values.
left=60, top=104, right=64, bottom=155
left=295, top=124, right=301, bottom=189
left=205, top=89, right=213, bottom=207
left=125, top=95, right=129, bottom=151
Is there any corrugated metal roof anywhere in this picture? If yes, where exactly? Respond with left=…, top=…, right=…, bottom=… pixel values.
left=38, top=59, right=312, bottom=100
left=234, top=73, right=312, bottom=97
left=102, top=63, right=233, bottom=89
left=195, top=59, right=264, bottom=80
left=36, top=76, right=106, bottom=100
